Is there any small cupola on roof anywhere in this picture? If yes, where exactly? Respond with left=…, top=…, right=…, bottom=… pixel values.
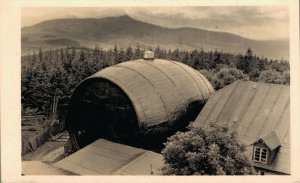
left=143, top=50, right=154, bottom=61
left=66, top=56, right=214, bottom=152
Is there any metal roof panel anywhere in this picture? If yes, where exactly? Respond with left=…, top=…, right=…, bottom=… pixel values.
left=193, top=81, right=290, bottom=174
left=54, top=139, right=163, bottom=175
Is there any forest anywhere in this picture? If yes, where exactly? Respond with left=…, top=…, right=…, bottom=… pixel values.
left=21, top=44, right=290, bottom=115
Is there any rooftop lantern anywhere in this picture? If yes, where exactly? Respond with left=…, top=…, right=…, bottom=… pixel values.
left=143, top=50, right=154, bottom=61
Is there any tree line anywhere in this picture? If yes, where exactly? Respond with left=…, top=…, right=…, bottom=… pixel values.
left=21, top=45, right=290, bottom=115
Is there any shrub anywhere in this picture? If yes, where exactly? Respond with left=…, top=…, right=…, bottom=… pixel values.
left=212, top=68, right=249, bottom=90
left=161, top=123, right=257, bottom=175
left=258, top=69, right=289, bottom=85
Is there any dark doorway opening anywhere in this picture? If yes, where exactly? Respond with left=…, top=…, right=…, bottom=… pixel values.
left=67, top=79, right=139, bottom=148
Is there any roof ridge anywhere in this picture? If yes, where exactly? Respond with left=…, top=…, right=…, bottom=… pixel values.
left=112, top=151, right=148, bottom=175
left=260, top=131, right=282, bottom=151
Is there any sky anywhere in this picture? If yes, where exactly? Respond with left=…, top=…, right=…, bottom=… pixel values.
left=22, top=6, right=289, bottom=40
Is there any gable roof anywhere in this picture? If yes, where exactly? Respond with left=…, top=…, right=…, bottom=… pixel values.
left=54, top=139, right=163, bottom=175
left=22, top=161, right=75, bottom=175
left=260, top=131, right=282, bottom=151
left=193, top=81, right=290, bottom=174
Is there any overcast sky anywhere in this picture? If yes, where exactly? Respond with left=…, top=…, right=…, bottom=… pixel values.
left=22, top=7, right=289, bottom=40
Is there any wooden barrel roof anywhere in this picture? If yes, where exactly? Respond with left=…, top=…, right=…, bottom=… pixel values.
left=81, top=59, right=214, bottom=126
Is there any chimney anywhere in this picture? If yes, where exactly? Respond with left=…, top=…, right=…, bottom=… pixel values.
left=143, top=50, right=154, bottom=61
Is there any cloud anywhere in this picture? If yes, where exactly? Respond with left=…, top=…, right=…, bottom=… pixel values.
left=21, top=7, right=125, bottom=27
left=125, top=6, right=289, bottom=40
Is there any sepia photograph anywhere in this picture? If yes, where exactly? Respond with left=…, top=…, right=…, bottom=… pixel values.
left=1, top=0, right=300, bottom=182
left=20, top=6, right=291, bottom=176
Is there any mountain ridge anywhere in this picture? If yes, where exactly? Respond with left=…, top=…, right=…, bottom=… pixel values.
left=21, top=15, right=289, bottom=60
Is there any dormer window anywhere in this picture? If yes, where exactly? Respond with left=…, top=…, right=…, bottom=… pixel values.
left=252, top=131, right=282, bottom=165
left=254, top=146, right=268, bottom=163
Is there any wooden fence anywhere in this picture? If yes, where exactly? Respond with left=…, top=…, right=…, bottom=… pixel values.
left=21, top=119, right=65, bottom=155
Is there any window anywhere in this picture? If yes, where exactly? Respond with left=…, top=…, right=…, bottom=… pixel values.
left=254, top=146, right=268, bottom=163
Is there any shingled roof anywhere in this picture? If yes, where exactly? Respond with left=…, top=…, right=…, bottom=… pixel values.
left=193, top=81, right=290, bottom=174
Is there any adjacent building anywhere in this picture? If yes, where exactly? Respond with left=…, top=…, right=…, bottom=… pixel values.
left=193, top=81, right=290, bottom=175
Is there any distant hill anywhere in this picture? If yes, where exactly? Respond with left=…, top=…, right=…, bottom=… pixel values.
left=21, top=15, right=289, bottom=60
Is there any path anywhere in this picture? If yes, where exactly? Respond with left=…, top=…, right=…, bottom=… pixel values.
left=22, top=131, right=69, bottom=163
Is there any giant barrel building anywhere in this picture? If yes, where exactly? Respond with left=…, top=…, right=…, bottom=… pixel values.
left=66, top=51, right=214, bottom=153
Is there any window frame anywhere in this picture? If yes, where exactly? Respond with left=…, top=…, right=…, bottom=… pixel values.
left=253, top=146, right=269, bottom=164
